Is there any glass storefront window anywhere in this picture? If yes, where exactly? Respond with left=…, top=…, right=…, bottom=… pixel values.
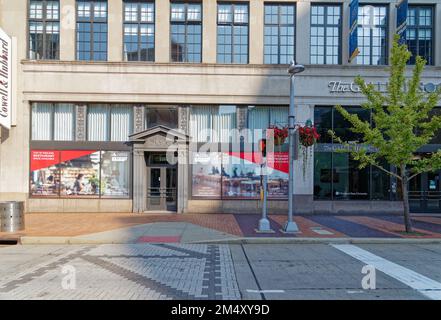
left=314, top=152, right=332, bottom=200
left=30, top=150, right=130, bottom=198
left=192, top=152, right=222, bottom=197
left=333, top=153, right=369, bottom=200
left=59, top=151, right=101, bottom=197
left=333, top=107, right=370, bottom=142
left=371, top=161, right=391, bottom=200
left=313, top=106, right=332, bottom=143
left=222, top=153, right=261, bottom=199
left=145, top=106, right=178, bottom=129
left=30, top=150, right=61, bottom=196
left=101, top=151, right=130, bottom=198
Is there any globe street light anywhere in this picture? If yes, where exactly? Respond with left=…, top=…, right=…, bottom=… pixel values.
left=284, top=60, right=305, bottom=233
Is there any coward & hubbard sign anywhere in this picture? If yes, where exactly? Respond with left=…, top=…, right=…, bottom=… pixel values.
left=0, top=27, right=11, bottom=129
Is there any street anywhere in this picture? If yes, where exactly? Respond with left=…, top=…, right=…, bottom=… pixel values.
left=0, top=243, right=440, bottom=300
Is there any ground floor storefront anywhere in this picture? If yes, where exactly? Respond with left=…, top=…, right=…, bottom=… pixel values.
left=25, top=102, right=441, bottom=214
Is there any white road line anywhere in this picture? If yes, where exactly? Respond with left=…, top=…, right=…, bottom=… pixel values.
left=332, top=244, right=441, bottom=300
left=246, top=289, right=285, bottom=293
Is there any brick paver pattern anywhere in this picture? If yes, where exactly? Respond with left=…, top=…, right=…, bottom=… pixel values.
left=0, top=244, right=241, bottom=300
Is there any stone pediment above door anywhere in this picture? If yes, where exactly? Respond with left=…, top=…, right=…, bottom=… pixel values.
left=129, top=125, right=188, bottom=151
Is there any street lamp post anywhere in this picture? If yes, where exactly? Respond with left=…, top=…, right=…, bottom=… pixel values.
left=284, top=61, right=305, bottom=233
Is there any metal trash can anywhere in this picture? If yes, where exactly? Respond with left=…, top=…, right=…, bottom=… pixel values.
left=0, top=201, right=25, bottom=232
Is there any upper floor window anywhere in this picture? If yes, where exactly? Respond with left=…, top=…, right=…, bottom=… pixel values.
left=310, top=4, right=341, bottom=65
left=217, top=3, right=249, bottom=64
left=77, top=0, right=108, bottom=61
left=406, top=6, right=434, bottom=65
left=29, top=0, right=60, bottom=60
left=357, top=5, right=388, bottom=65
left=170, top=2, right=202, bottom=63
left=123, top=0, right=155, bottom=62
left=264, top=3, right=295, bottom=65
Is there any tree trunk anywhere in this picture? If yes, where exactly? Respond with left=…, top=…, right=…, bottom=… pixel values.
left=400, top=167, right=413, bottom=233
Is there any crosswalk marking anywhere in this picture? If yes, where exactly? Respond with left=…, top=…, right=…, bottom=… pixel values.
left=332, top=244, right=441, bottom=300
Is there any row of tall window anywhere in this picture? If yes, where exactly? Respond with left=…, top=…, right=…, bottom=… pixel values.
left=31, top=103, right=179, bottom=142
left=29, top=1, right=436, bottom=65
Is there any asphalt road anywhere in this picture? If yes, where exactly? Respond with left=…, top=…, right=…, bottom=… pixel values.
left=0, top=243, right=440, bottom=300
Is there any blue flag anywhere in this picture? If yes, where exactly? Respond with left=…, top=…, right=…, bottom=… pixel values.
left=396, top=0, right=408, bottom=44
left=349, top=0, right=359, bottom=63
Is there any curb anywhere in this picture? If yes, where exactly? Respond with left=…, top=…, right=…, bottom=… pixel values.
left=18, top=236, right=441, bottom=245
left=188, top=237, right=441, bottom=245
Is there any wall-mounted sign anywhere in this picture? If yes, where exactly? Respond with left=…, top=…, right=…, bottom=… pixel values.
left=329, top=81, right=441, bottom=94
left=0, top=27, right=11, bottom=130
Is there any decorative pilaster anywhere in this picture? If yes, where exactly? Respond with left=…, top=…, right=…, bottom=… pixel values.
left=75, top=105, right=87, bottom=141
left=133, top=149, right=146, bottom=213
left=133, top=106, right=145, bottom=133
left=178, top=106, right=190, bottom=135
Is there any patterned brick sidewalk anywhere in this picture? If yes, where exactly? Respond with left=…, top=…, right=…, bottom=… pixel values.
left=1, top=212, right=441, bottom=240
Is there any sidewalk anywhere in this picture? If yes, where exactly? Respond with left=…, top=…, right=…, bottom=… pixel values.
left=1, top=212, right=441, bottom=244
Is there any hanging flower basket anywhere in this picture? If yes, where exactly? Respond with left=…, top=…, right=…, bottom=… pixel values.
left=268, top=125, right=288, bottom=146
left=297, top=125, right=320, bottom=180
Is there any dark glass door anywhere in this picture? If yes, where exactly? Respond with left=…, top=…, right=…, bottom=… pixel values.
left=409, top=171, right=441, bottom=213
left=146, top=165, right=177, bottom=211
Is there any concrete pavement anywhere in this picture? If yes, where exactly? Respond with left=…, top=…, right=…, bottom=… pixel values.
left=1, top=243, right=440, bottom=300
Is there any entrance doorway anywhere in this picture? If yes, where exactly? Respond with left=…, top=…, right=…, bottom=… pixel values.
left=146, top=153, right=177, bottom=211
left=409, top=171, right=441, bottom=213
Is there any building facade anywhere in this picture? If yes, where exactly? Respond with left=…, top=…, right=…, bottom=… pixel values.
left=0, top=0, right=440, bottom=214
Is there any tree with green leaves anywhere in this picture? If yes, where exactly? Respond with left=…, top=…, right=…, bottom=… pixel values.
left=329, top=35, right=441, bottom=233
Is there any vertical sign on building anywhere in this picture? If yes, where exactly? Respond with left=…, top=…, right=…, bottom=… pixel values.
left=0, top=27, right=11, bottom=129
left=396, top=0, right=408, bottom=44
left=348, top=0, right=359, bottom=63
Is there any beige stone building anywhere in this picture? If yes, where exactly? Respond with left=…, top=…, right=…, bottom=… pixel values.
left=0, top=0, right=440, bottom=214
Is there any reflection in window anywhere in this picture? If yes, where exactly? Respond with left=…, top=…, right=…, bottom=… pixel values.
left=217, top=4, right=249, bottom=64
left=310, top=4, right=341, bottom=64
left=77, top=0, right=108, bottom=61
left=145, top=107, right=178, bottom=129
left=123, top=1, right=155, bottom=61
left=314, top=152, right=332, bottom=200
left=171, top=2, right=202, bottom=63
left=406, top=6, right=434, bottom=65
left=29, top=0, right=60, bottom=59
left=357, top=5, right=388, bottom=65
left=264, top=3, right=295, bottom=64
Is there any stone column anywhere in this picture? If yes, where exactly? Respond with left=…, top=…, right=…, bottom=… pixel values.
left=295, top=1, right=311, bottom=65
left=293, top=105, right=314, bottom=214
left=155, top=0, right=170, bottom=62
left=177, top=144, right=189, bottom=214
left=202, top=0, right=217, bottom=63
left=249, top=0, right=264, bottom=64
left=133, top=149, right=146, bottom=213
left=75, top=105, right=87, bottom=141
left=60, top=0, right=76, bottom=60
left=108, top=0, right=123, bottom=61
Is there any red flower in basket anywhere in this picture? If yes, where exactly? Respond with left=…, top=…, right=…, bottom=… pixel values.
left=268, top=125, right=288, bottom=146
left=298, top=124, right=320, bottom=147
